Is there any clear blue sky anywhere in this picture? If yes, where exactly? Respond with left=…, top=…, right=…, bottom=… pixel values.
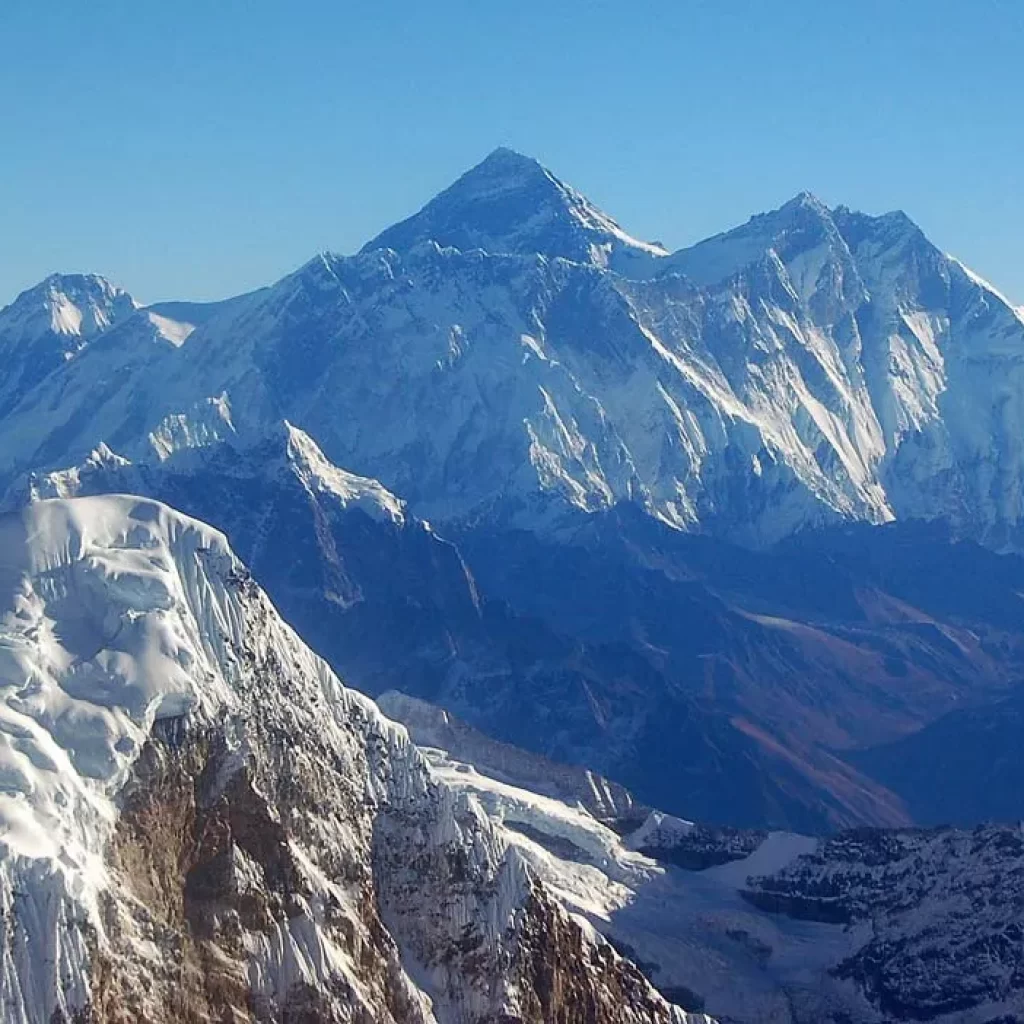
left=1, top=0, right=1021, bottom=305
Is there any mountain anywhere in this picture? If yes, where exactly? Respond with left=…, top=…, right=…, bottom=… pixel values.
left=1, top=152, right=1023, bottom=550
left=4, top=492, right=1018, bottom=1024
left=3, top=151, right=1024, bottom=1022
left=12, top=422, right=492, bottom=702
left=454, top=513, right=1024, bottom=831
left=742, top=825, right=1024, bottom=1022
left=0, top=273, right=137, bottom=416
left=0, top=494, right=703, bottom=1024
left=2, top=150, right=1024, bottom=834
left=363, top=147, right=669, bottom=271
left=850, top=685, right=1024, bottom=826
left=376, top=688, right=645, bottom=824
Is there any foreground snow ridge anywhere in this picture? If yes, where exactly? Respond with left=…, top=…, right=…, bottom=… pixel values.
left=0, top=495, right=703, bottom=1024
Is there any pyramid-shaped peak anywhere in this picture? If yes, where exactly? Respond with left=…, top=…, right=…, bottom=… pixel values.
left=474, top=146, right=546, bottom=175
left=751, top=191, right=836, bottom=235
left=422, top=146, right=555, bottom=203
left=280, top=421, right=407, bottom=524
left=781, top=190, right=829, bottom=211
left=362, top=148, right=667, bottom=270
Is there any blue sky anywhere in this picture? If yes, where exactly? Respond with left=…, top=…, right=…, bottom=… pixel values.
left=1, top=0, right=1021, bottom=304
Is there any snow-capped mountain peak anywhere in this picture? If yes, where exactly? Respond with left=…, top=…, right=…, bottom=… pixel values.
left=1, top=167, right=1023, bottom=549
left=663, top=190, right=855, bottom=291
left=363, top=146, right=668, bottom=270
left=0, top=272, right=137, bottom=342
left=0, top=273, right=139, bottom=419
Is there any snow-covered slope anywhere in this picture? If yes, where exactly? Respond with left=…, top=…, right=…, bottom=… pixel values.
left=5, top=423, right=493, bottom=705
left=743, top=825, right=1024, bottom=1022
left=0, top=273, right=136, bottom=346
left=1, top=154, right=1022, bottom=549
left=377, top=689, right=644, bottom=824
left=0, top=495, right=703, bottom=1024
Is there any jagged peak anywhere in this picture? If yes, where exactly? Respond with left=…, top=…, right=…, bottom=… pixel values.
left=778, top=190, right=831, bottom=215
left=0, top=271, right=138, bottom=341
left=831, top=204, right=928, bottom=252
left=361, top=148, right=667, bottom=269
left=281, top=421, right=407, bottom=524
left=746, top=190, right=837, bottom=238
left=662, top=192, right=848, bottom=290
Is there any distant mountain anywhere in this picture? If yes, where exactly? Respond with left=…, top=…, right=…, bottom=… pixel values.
left=2, top=150, right=1023, bottom=550
left=363, top=146, right=669, bottom=270
left=0, top=272, right=137, bottom=415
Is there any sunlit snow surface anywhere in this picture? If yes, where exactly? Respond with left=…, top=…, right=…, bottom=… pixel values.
left=0, top=497, right=243, bottom=1021
left=3, top=172, right=1024, bottom=550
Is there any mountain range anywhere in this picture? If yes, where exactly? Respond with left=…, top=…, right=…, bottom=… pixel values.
left=2, top=148, right=1024, bottom=1023
left=3, top=148, right=1024, bottom=549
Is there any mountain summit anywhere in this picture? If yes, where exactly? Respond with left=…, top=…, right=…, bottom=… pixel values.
left=0, top=273, right=137, bottom=417
left=0, top=272, right=137, bottom=342
left=363, top=147, right=668, bottom=270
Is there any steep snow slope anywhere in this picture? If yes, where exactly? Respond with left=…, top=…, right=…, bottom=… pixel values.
left=0, top=495, right=702, bottom=1024
left=9, top=423, right=492, bottom=703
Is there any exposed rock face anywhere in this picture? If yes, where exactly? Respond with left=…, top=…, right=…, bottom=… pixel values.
left=0, top=496, right=702, bottom=1024
left=744, top=825, right=1024, bottom=1021
left=624, top=811, right=766, bottom=871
